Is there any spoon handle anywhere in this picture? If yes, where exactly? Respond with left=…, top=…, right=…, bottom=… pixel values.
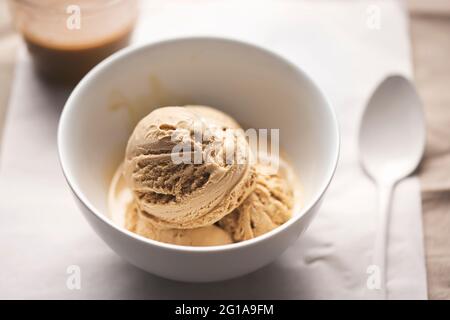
left=369, top=182, right=394, bottom=299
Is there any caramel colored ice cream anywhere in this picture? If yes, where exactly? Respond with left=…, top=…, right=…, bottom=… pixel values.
left=109, top=105, right=297, bottom=246
left=126, top=202, right=233, bottom=246
left=218, top=162, right=294, bottom=242
left=123, top=106, right=256, bottom=229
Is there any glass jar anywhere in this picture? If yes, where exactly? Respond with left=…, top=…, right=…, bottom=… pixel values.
left=8, top=0, right=139, bottom=85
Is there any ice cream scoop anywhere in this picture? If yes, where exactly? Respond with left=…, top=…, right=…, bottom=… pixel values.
left=123, top=106, right=256, bottom=229
left=218, top=161, right=294, bottom=242
left=125, top=202, right=233, bottom=246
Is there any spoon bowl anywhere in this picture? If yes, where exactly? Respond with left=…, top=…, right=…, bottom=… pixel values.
left=360, top=75, right=426, bottom=183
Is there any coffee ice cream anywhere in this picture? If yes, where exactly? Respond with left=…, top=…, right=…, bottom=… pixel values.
left=109, top=105, right=297, bottom=246
left=125, top=202, right=233, bottom=246
left=123, top=106, right=256, bottom=230
left=218, top=161, right=294, bottom=242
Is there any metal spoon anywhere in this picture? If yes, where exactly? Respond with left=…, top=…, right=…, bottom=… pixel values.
left=359, top=75, right=426, bottom=299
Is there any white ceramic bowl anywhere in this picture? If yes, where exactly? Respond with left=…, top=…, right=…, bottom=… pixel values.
left=58, top=37, right=339, bottom=282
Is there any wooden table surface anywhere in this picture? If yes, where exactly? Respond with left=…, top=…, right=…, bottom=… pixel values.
left=0, top=1, right=449, bottom=299
left=409, top=1, right=450, bottom=300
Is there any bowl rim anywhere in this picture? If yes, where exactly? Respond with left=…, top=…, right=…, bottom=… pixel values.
left=57, top=36, right=340, bottom=253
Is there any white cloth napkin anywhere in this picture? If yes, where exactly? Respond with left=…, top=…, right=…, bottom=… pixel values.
left=0, top=0, right=427, bottom=299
